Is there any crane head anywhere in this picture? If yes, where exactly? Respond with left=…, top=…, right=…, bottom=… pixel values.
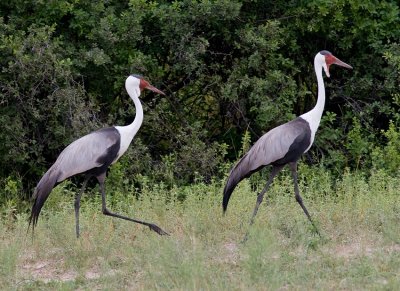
left=127, top=74, right=165, bottom=96
left=319, top=50, right=353, bottom=77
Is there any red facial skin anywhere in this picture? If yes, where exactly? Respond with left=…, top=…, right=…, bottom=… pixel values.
left=139, top=79, right=149, bottom=91
left=325, top=54, right=336, bottom=67
left=324, top=53, right=353, bottom=76
left=139, top=78, right=165, bottom=95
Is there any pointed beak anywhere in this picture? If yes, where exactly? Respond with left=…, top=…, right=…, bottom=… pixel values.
left=333, top=57, right=353, bottom=69
left=146, top=84, right=165, bottom=95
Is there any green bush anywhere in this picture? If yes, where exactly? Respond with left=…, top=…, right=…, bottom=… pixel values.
left=1, top=0, right=400, bottom=201
left=372, top=121, right=400, bottom=174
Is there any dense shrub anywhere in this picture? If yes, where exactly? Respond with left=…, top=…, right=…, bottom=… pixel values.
left=0, top=1, right=400, bottom=204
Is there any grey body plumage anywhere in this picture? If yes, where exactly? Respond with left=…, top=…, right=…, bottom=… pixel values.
left=29, top=75, right=168, bottom=237
left=223, top=51, right=352, bottom=239
left=29, top=127, right=120, bottom=228
left=223, top=117, right=311, bottom=211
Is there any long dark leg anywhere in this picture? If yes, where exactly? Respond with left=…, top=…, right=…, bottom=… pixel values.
left=288, top=162, right=320, bottom=235
left=249, top=165, right=284, bottom=225
left=242, top=165, right=284, bottom=243
left=74, top=176, right=90, bottom=238
left=97, top=173, right=169, bottom=236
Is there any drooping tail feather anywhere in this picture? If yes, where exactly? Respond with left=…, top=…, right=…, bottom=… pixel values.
left=223, top=152, right=259, bottom=212
left=223, top=148, right=267, bottom=213
left=29, top=168, right=59, bottom=231
left=222, top=170, right=243, bottom=212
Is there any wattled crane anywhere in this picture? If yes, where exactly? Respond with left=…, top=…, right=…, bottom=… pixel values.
left=223, top=51, right=352, bottom=235
left=29, top=75, right=169, bottom=237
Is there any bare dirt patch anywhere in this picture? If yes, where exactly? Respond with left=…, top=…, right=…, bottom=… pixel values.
left=222, top=242, right=240, bottom=264
left=328, top=239, right=400, bottom=260
left=18, top=257, right=78, bottom=283
left=16, top=249, right=118, bottom=283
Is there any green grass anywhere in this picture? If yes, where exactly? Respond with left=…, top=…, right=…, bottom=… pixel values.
left=1, top=167, right=399, bottom=290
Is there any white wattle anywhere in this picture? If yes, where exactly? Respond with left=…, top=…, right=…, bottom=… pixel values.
left=114, top=82, right=143, bottom=163
left=300, top=54, right=326, bottom=152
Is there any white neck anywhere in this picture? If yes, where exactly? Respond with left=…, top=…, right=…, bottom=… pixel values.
left=114, top=85, right=143, bottom=161
left=300, top=57, right=325, bottom=135
left=125, top=85, right=144, bottom=134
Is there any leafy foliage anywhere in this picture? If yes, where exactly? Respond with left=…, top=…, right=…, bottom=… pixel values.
left=0, top=24, right=99, bottom=197
left=372, top=121, right=400, bottom=173
left=1, top=0, right=400, bottom=203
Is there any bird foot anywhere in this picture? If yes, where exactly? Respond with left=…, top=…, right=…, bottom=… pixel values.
left=149, top=224, right=169, bottom=236
left=311, top=225, right=321, bottom=238
left=240, top=232, right=250, bottom=244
